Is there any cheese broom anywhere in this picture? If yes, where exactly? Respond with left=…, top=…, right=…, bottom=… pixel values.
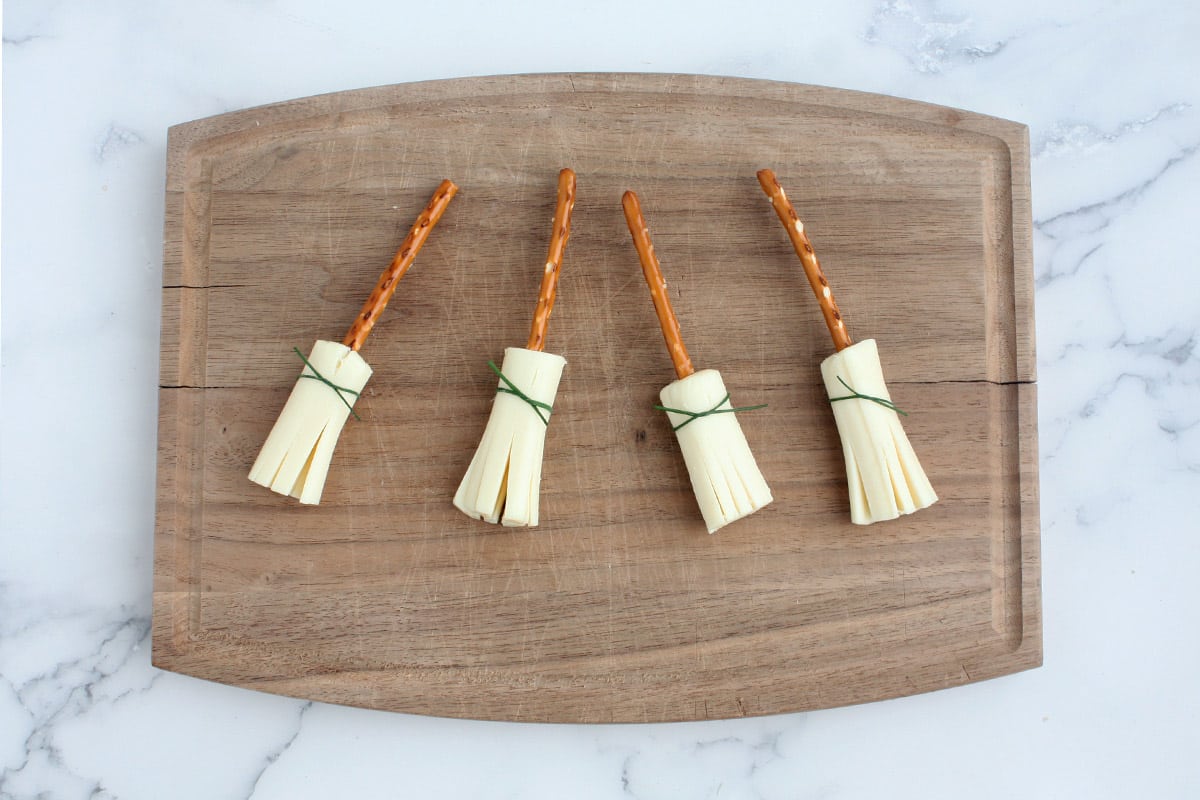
left=453, top=169, right=577, bottom=526
left=249, top=179, right=459, bottom=505
left=622, top=190, right=773, bottom=534
left=757, top=169, right=937, bottom=525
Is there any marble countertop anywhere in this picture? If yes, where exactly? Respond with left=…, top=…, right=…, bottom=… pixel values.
left=3, top=1, right=1198, bottom=797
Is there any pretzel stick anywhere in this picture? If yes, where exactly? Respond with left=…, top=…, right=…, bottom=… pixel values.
left=622, top=190, right=695, bottom=379
left=526, top=169, right=577, bottom=351
left=342, top=179, right=459, bottom=351
left=756, top=169, right=852, bottom=352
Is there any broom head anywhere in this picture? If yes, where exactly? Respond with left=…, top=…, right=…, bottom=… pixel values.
left=248, top=340, right=372, bottom=505
left=820, top=338, right=937, bottom=524
left=454, top=347, right=566, bottom=526
left=659, top=369, right=773, bottom=534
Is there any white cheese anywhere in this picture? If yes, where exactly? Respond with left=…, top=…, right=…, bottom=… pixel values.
left=248, top=339, right=372, bottom=505
left=454, top=347, right=566, bottom=527
left=659, top=369, right=772, bottom=534
left=820, top=338, right=937, bottom=525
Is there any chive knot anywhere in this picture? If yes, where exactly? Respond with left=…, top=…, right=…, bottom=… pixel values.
left=294, top=347, right=362, bottom=420
left=828, top=376, right=907, bottom=416
left=654, top=393, right=768, bottom=432
left=488, top=360, right=553, bottom=426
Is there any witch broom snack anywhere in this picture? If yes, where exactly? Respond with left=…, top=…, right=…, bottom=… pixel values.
left=454, top=169, right=577, bottom=526
left=249, top=180, right=459, bottom=505
left=757, top=169, right=936, bottom=524
left=622, top=190, right=772, bottom=534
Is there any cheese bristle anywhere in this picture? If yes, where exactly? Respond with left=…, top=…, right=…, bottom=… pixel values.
left=820, top=339, right=937, bottom=525
left=248, top=340, right=372, bottom=505
left=659, top=369, right=773, bottom=534
left=453, top=347, right=566, bottom=527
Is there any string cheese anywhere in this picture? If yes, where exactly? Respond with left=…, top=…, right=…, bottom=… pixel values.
left=454, top=347, right=566, bottom=527
left=819, top=338, right=937, bottom=525
left=248, top=340, right=372, bottom=505
left=659, top=369, right=772, bottom=534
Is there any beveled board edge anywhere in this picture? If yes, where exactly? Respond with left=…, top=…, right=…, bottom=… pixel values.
left=152, top=73, right=1041, bottom=720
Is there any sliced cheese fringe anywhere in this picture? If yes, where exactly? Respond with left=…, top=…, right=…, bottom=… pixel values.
left=454, top=347, right=566, bottom=527
left=820, top=339, right=937, bottom=525
left=248, top=340, right=372, bottom=505
left=659, top=370, right=773, bottom=534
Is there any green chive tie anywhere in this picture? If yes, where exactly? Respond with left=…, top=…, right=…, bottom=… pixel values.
left=654, top=392, right=768, bottom=432
left=828, top=376, right=907, bottom=416
left=294, top=347, right=362, bottom=421
left=488, top=360, right=553, bottom=426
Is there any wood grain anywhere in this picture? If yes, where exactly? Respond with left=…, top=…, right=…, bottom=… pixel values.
left=153, top=73, right=1040, bottom=722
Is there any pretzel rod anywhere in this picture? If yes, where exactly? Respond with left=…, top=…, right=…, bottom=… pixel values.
left=526, top=169, right=577, bottom=351
left=342, top=179, right=459, bottom=351
left=622, top=190, right=695, bottom=379
left=756, top=169, right=852, bottom=352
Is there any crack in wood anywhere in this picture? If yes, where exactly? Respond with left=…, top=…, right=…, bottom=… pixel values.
left=894, top=379, right=1035, bottom=386
left=163, top=284, right=250, bottom=289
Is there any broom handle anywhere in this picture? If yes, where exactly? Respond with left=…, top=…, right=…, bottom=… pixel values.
left=756, top=169, right=852, bottom=352
left=343, top=179, right=459, bottom=351
left=622, top=190, right=695, bottom=379
left=527, top=169, right=577, bottom=351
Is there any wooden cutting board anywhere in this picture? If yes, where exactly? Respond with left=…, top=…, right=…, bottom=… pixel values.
left=153, top=73, right=1040, bottom=722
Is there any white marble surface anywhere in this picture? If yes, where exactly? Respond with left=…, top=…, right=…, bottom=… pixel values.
left=3, top=0, right=1199, bottom=796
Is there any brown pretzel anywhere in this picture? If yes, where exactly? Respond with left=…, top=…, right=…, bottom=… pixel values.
left=342, top=179, right=458, bottom=351
left=622, top=190, right=695, bottom=379
left=526, top=169, right=577, bottom=351
left=756, top=169, right=852, bottom=352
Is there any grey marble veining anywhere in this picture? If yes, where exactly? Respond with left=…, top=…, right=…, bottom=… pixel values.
left=2, top=0, right=1199, bottom=797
